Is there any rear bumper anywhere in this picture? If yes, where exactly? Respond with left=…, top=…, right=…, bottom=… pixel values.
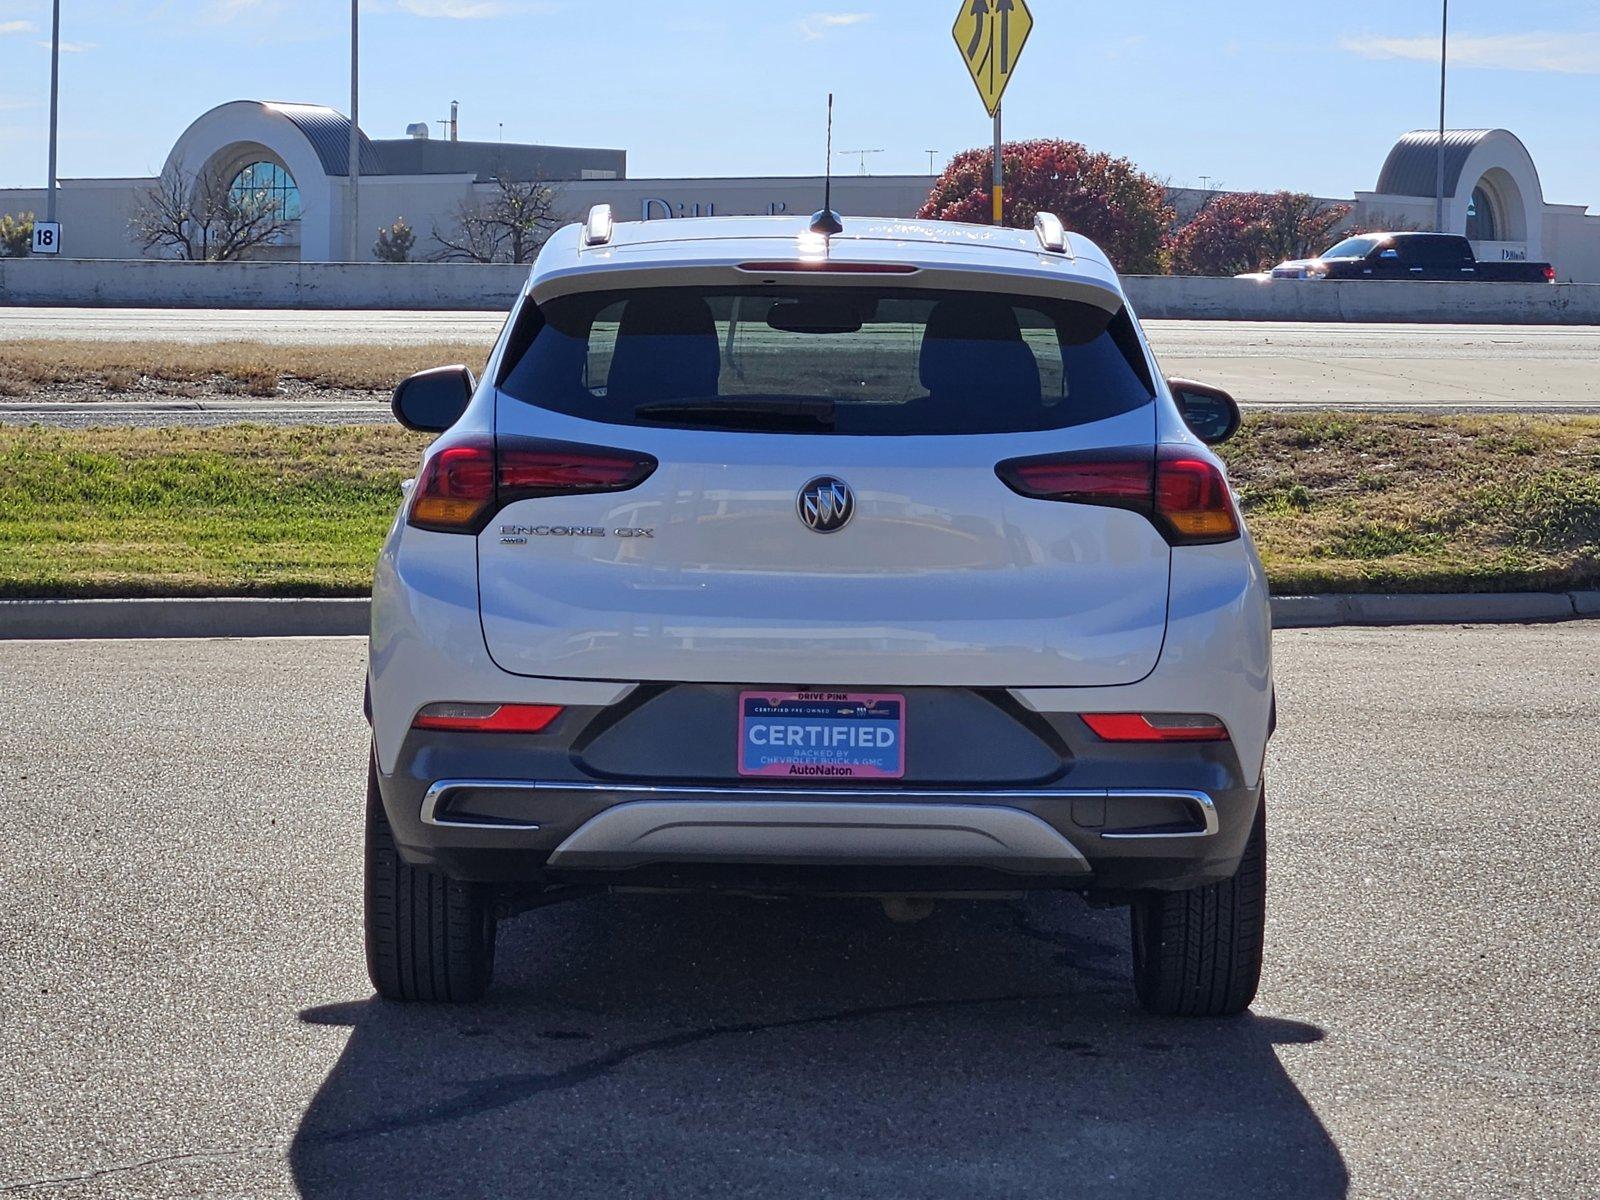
left=376, top=767, right=1260, bottom=895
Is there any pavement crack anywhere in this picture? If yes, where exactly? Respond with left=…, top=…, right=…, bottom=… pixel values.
left=306, top=990, right=1075, bottom=1146
left=0, top=1145, right=275, bottom=1194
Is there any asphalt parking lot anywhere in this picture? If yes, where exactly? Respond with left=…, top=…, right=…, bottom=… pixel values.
left=2, top=624, right=1597, bottom=1198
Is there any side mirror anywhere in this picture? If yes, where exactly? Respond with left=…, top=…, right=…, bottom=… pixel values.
left=392, top=365, right=476, bottom=432
left=1167, top=379, right=1242, bottom=445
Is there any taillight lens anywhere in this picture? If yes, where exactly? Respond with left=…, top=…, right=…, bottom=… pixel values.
left=411, top=703, right=564, bottom=733
left=1082, top=713, right=1230, bottom=742
left=408, top=440, right=497, bottom=533
left=407, top=435, right=657, bottom=535
left=1156, top=455, right=1240, bottom=543
left=996, top=446, right=1239, bottom=546
left=1544, top=265, right=1557, bottom=283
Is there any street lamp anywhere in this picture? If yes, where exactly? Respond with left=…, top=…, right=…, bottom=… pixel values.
left=1436, top=0, right=1449, bottom=233
left=347, top=0, right=361, bottom=261
left=46, top=0, right=60, bottom=225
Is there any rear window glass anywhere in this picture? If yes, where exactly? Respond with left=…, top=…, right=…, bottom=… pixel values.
left=1399, top=236, right=1473, bottom=266
left=498, top=286, right=1155, bottom=436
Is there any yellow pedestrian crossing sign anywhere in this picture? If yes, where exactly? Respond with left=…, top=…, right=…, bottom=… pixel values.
left=953, top=0, right=1034, bottom=117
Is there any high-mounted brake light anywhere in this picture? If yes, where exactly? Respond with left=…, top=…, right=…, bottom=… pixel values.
left=736, top=261, right=919, bottom=275
left=1081, top=713, right=1230, bottom=743
left=407, top=435, right=657, bottom=535
left=995, top=446, right=1240, bottom=546
left=412, top=703, right=564, bottom=733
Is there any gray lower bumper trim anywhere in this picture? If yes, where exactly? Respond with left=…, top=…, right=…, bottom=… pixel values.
left=544, top=799, right=1093, bottom=875
left=420, top=780, right=1219, bottom=844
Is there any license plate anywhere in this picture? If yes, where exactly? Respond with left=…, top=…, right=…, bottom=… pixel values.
left=738, top=691, right=906, bottom=780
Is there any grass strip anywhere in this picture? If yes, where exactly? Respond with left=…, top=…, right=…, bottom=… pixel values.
left=0, top=340, right=490, bottom=397
left=0, top=414, right=1594, bottom=599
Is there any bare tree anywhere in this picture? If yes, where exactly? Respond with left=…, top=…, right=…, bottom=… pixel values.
left=131, top=165, right=295, bottom=262
left=431, top=172, right=559, bottom=264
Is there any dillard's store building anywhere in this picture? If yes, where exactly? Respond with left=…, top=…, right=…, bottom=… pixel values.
left=3, top=101, right=1600, bottom=281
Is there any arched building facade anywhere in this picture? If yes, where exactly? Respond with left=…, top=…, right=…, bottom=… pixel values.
left=1361, top=128, right=1548, bottom=264
left=3, top=105, right=1599, bottom=280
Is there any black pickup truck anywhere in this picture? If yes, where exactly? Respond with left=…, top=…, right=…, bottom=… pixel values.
left=1268, top=232, right=1556, bottom=283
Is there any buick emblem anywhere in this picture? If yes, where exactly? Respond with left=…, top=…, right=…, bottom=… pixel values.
left=797, top=476, right=854, bottom=534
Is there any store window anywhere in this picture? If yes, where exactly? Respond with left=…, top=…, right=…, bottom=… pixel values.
left=228, top=161, right=302, bottom=221
left=1466, top=185, right=1498, bottom=242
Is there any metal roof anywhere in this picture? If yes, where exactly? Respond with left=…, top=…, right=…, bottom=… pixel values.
left=369, top=138, right=626, bottom=182
left=1375, top=129, right=1501, bottom=198
left=263, top=103, right=385, bottom=177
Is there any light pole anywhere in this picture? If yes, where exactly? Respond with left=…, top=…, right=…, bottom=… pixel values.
left=46, top=0, right=60, bottom=225
left=347, top=0, right=361, bottom=261
left=1435, top=0, right=1449, bottom=233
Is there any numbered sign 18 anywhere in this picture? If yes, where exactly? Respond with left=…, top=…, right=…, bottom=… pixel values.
left=32, top=222, right=62, bottom=256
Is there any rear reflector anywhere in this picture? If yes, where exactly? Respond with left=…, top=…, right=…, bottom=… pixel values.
left=1081, top=713, right=1230, bottom=743
left=407, top=435, right=657, bottom=535
left=412, top=703, right=564, bottom=733
left=736, top=261, right=919, bottom=274
left=995, top=446, right=1240, bottom=546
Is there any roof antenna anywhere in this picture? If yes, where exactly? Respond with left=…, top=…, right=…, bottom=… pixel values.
left=811, top=93, right=844, bottom=236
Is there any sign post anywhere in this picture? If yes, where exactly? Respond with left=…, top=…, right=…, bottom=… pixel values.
left=952, top=0, right=1034, bottom=226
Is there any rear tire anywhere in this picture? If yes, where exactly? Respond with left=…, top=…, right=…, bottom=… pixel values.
left=1129, top=794, right=1265, bottom=1017
left=364, top=754, right=497, bottom=1003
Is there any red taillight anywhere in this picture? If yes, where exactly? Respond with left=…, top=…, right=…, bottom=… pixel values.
left=411, top=703, right=564, bottom=733
left=1004, top=458, right=1152, bottom=504
left=996, top=447, right=1239, bottom=546
left=1081, top=713, right=1230, bottom=742
left=1544, top=265, right=1557, bottom=283
left=408, top=440, right=497, bottom=533
left=497, top=443, right=657, bottom=498
left=407, top=435, right=657, bottom=535
left=1155, top=454, right=1240, bottom=543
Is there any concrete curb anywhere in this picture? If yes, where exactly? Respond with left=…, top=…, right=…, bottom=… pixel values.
left=1270, top=591, right=1597, bottom=628
left=0, top=592, right=1596, bottom=641
left=0, top=598, right=370, bottom=640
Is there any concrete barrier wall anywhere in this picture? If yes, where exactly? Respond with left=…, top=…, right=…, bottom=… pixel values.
left=5, top=256, right=1600, bottom=324
left=1123, top=274, right=1600, bottom=324
left=0, top=257, right=530, bottom=312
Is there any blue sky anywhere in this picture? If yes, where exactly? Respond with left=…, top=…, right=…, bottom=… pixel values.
left=1, top=0, right=1597, bottom=206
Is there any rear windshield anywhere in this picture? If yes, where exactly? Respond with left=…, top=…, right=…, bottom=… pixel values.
left=497, top=286, right=1155, bottom=436
left=1321, top=236, right=1383, bottom=260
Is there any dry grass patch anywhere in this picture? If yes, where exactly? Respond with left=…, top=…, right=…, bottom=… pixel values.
left=1221, top=413, right=1600, bottom=593
left=0, top=339, right=492, bottom=396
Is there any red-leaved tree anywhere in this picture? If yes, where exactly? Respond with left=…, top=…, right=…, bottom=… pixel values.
left=918, top=139, right=1174, bottom=275
left=1167, top=192, right=1352, bottom=276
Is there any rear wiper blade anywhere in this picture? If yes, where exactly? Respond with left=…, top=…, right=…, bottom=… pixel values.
left=634, top=399, right=836, bottom=431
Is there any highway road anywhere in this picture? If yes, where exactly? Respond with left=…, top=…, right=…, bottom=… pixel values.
left=1, top=624, right=1597, bottom=1198
left=4, top=308, right=1600, bottom=417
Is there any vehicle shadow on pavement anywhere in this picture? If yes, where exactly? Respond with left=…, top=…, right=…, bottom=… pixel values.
left=289, top=892, right=1346, bottom=1200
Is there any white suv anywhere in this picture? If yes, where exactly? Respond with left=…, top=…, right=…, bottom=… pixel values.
left=365, top=208, right=1274, bottom=1017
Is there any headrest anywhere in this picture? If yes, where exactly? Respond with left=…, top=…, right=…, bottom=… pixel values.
left=606, top=293, right=721, bottom=404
